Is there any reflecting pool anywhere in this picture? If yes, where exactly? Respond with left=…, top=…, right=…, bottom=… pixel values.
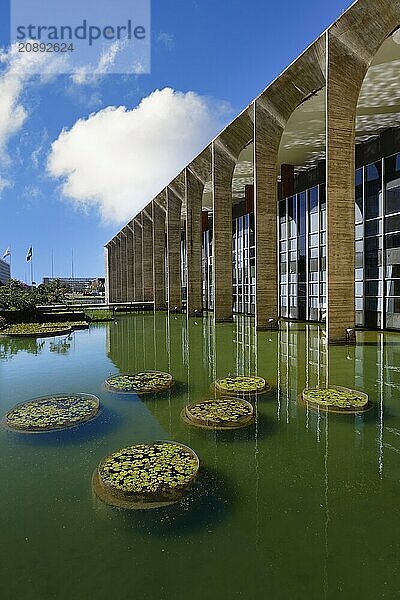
left=0, top=314, right=399, bottom=599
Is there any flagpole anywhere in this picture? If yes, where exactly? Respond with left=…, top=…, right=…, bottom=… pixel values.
left=51, top=249, right=54, bottom=279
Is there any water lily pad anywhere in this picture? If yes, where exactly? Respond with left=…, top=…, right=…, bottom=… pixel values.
left=301, top=386, right=369, bottom=413
left=214, top=375, right=270, bottom=395
left=183, top=397, right=254, bottom=429
left=104, top=371, right=174, bottom=394
left=92, top=441, right=199, bottom=509
left=4, top=393, right=100, bottom=432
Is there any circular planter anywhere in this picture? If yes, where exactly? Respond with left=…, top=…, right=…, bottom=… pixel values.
left=4, top=393, right=100, bottom=432
left=301, top=386, right=370, bottom=414
left=92, top=441, right=199, bottom=509
left=213, top=375, right=270, bottom=396
left=182, top=397, right=255, bottom=430
left=1, top=324, right=72, bottom=338
left=104, top=371, right=174, bottom=395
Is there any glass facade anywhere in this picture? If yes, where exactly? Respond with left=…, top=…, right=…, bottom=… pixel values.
left=278, top=151, right=400, bottom=330
left=202, top=227, right=213, bottom=310
left=279, top=185, right=326, bottom=322
left=354, top=152, right=400, bottom=329
left=232, top=213, right=255, bottom=314
left=196, top=150, right=400, bottom=331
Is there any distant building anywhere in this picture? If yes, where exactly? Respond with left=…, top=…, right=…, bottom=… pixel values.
left=42, top=277, right=105, bottom=294
left=0, top=258, right=11, bottom=284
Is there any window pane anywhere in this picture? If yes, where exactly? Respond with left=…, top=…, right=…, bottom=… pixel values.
left=365, top=162, right=382, bottom=220
left=355, top=168, right=363, bottom=223
left=385, top=154, right=400, bottom=216
left=386, top=214, right=400, bottom=234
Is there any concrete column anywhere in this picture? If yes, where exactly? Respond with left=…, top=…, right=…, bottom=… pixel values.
left=104, top=245, right=110, bottom=304
left=185, top=168, right=203, bottom=316
left=326, top=29, right=366, bottom=342
left=142, top=208, right=154, bottom=302
left=120, top=231, right=128, bottom=302
left=126, top=224, right=135, bottom=301
left=166, top=187, right=182, bottom=311
left=253, top=100, right=281, bottom=330
left=114, top=236, right=123, bottom=303
left=152, top=200, right=167, bottom=310
left=212, top=139, right=235, bottom=322
left=109, top=241, right=116, bottom=303
left=134, top=217, right=143, bottom=301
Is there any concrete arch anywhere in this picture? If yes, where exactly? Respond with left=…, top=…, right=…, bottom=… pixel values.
left=253, top=37, right=326, bottom=330
left=212, top=108, right=254, bottom=321
left=326, top=0, right=400, bottom=341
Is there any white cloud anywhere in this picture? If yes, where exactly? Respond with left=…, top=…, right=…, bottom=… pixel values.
left=0, top=176, right=12, bottom=195
left=47, top=87, right=231, bottom=224
left=0, top=42, right=65, bottom=164
left=71, top=41, right=124, bottom=85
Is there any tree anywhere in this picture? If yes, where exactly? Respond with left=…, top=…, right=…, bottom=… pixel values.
left=0, top=278, right=70, bottom=311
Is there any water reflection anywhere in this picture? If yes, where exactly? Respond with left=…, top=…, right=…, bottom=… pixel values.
left=106, top=314, right=400, bottom=481
left=49, top=338, right=72, bottom=355
left=2, top=313, right=400, bottom=599
left=0, top=336, right=46, bottom=360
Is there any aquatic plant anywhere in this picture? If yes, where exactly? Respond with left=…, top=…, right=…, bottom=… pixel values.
left=184, top=397, right=254, bottom=429
left=95, top=442, right=199, bottom=507
left=302, top=386, right=369, bottom=413
left=5, top=393, right=100, bottom=432
left=84, top=309, right=115, bottom=322
left=1, top=322, right=72, bottom=337
left=104, top=371, right=174, bottom=394
left=214, top=375, right=269, bottom=395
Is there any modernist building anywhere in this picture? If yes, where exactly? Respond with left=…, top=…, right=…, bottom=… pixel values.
left=42, top=277, right=105, bottom=294
left=0, top=257, right=11, bottom=285
left=105, top=0, right=400, bottom=342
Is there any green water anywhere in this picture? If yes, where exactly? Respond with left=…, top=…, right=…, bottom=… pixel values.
left=1, top=313, right=399, bottom=600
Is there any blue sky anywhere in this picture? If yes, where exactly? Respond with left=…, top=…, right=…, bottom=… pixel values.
left=0, top=0, right=352, bottom=283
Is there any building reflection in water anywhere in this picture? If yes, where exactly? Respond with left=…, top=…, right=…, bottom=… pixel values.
left=105, top=313, right=400, bottom=591
left=105, top=313, right=400, bottom=479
